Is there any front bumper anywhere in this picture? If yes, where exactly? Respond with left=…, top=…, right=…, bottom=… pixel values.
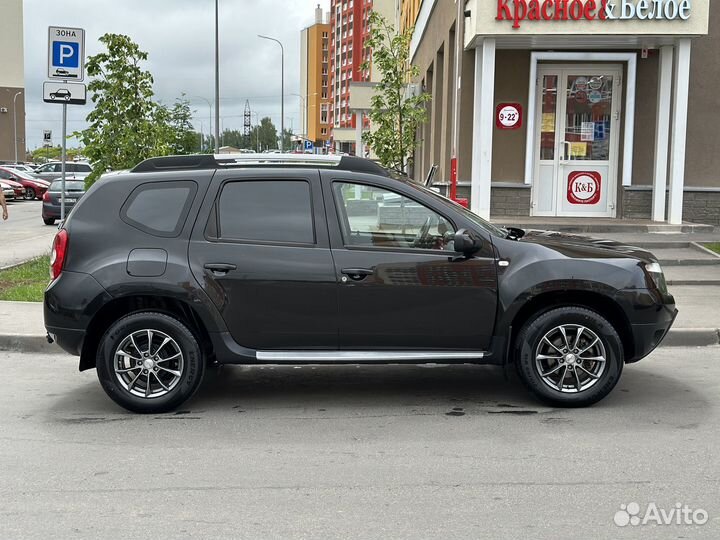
left=628, top=304, right=678, bottom=363
left=614, top=288, right=677, bottom=363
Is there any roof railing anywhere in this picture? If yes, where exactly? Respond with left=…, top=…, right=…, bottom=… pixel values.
left=131, top=153, right=391, bottom=177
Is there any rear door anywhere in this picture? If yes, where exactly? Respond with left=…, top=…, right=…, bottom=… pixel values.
left=323, top=172, right=498, bottom=350
left=188, top=169, right=338, bottom=350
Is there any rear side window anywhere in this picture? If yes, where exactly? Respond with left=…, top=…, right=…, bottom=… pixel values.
left=71, top=163, right=92, bottom=172
left=121, top=181, right=197, bottom=237
left=218, top=180, right=314, bottom=244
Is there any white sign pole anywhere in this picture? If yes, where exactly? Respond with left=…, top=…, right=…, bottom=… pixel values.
left=61, top=103, right=67, bottom=221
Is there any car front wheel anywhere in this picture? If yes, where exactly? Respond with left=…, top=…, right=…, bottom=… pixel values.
left=515, top=307, right=623, bottom=407
left=96, top=312, right=205, bottom=413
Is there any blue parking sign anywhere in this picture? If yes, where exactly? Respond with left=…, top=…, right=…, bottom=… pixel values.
left=304, top=140, right=314, bottom=151
left=53, top=41, right=80, bottom=68
left=48, top=26, right=85, bottom=81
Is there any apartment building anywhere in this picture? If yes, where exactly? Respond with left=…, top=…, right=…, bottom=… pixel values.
left=0, top=0, right=26, bottom=162
left=300, top=5, right=332, bottom=150
left=328, top=0, right=397, bottom=154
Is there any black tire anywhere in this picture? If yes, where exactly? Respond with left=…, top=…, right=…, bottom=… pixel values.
left=515, top=307, right=623, bottom=408
left=96, top=312, right=205, bottom=413
left=43, top=218, right=55, bottom=225
left=24, top=187, right=36, bottom=200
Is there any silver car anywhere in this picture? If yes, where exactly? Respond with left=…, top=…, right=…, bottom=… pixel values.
left=33, top=161, right=92, bottom=182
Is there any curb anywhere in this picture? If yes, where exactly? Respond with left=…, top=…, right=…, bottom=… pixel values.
left=0, top=334, right=60, bottom=354
left=2, top=329, right=719, bottom=356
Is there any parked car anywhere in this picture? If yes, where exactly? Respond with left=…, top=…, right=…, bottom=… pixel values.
left=33, top=161, right=92, bottom=182
left=0, top=174, right=25, bottom=199
left=41, top=179, right=86, bottom=225
left=0, top=182, right=16, bottom=201
left=5, top=163, right=37, bottom=174
left=44, top=154, right=677, bottom=414
left=0, top=166, right=49, bottom=200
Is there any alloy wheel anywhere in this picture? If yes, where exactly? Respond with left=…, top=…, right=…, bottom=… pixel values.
left=24, top=188, right=35, bottom=200
left=113, top=329, right=184, bottom=399
left=534, top=324, right=607, bottom=393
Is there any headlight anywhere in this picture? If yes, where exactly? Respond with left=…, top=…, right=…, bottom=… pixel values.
left=643, top=262, right=668, bottom=293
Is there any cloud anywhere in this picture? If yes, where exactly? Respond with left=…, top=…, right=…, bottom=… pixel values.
left=23, top=0, right=329, bottom=149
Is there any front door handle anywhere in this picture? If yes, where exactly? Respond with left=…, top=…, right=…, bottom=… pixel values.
left=341, top=268, right=374, bottom=281
left=204, top=263, right=237, bottom=275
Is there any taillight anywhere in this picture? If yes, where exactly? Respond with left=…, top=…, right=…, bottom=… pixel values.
left=43, top=190, right=50, bottom=202
left=50, top=229, right=68, bottom=281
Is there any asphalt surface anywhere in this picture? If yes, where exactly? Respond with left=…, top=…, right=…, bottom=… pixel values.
left=1, top=347, right=719, bottom=539
left=0, top=200, right=56, bottom=269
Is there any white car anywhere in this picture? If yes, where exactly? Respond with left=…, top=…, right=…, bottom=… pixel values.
left=0, top=182, right=16, bottom=200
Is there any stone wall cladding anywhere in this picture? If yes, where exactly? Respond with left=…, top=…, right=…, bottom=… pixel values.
left=622, top=188, right=720, bottom=225
left=436, top=184, right=531, bottom=217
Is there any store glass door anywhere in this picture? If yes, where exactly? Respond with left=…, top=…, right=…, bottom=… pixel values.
left=532, top=66, right=622, bottom=217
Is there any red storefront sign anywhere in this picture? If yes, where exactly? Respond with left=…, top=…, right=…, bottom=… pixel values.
left=496, top=0, right=691, bottom=29
left=567, top=171, right=601, bottom=205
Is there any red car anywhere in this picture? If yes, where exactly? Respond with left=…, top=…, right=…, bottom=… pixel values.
left=0, top=167, right=49, bottom=200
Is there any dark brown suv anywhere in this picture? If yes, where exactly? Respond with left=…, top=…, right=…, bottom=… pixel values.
left=44, top=154, right=677, bottom=413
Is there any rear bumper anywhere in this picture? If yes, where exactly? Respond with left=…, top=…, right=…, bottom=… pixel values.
left=42, top=201, right=77, bottom=219
left=44, top=270, right=112, bottom=357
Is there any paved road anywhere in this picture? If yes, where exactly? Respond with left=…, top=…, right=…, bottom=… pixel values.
left=1, top=347, right=719, bottom=539
left=0, top=200, right=56, bottom=269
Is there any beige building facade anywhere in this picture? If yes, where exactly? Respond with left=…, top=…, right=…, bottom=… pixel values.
left=409, top=0, right=719, bottom=224
left=300, top=6, right=332, bottom=148
left=0, top=0, right=26, bottom=162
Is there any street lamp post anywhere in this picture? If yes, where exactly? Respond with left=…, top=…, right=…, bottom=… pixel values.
left=258, top=35, right=284, bottom=152
left=12, top=91, right=22, bottom=163
left=251, top=112, right=261, bottom=153
left=191, top=96, right=213, bottom=151
left=214, top=0, right=221, bottom=154
left=291, top=93, right=306, bottom=137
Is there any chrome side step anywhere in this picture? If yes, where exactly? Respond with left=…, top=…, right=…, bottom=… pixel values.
left=255, top=350, right=486, bottom=362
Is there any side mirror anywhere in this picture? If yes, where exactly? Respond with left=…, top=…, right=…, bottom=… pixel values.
left=454, top=229, right=481, bottom=256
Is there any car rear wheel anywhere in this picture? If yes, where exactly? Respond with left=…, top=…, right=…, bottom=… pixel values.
left=96, top=312, right=205, bottom=414
left=24, top=187, right=36, bottom=200
left=43, top=218, right=55, bottom=225
left=515, top=307, right=623, bottom=407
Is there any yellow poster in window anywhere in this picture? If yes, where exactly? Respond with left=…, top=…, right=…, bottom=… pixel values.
left=570, top=142, right=587, bottom=158
left=541, top=113, right=555, bottom=133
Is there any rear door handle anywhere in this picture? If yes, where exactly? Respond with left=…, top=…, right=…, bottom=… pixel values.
left=341, top=268, right=374, bottom=281
left=204, top=263, right=237, bottom=275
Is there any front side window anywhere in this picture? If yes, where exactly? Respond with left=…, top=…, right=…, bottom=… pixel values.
left=333, top=182, right=456, bottom=251
left=218, top=180, right=315, bottom=245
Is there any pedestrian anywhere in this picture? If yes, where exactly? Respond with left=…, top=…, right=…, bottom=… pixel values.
left=0, top=187, right=8, bottom=221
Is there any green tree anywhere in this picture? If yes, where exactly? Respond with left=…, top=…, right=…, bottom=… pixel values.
left=361, top=11, right=430, bottom=173
left=76, top=34, right=195, bottom=186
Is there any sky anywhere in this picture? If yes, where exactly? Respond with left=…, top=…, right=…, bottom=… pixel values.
left=23, top=0, right=330, bottom=150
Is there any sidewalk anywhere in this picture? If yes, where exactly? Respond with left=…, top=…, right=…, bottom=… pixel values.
left=2, top=287, right=718, bottom=354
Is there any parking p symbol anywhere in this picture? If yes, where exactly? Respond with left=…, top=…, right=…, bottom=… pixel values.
left=53, top=41, right=79, bottom=68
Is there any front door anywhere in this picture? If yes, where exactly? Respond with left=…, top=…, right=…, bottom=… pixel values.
left=324, top=175, right=498, bottom=351
left=532, top=66, right=622, bottom=217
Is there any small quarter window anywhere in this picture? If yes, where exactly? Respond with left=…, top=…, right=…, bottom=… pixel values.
left=121, top=181, right=197, bottom=237
left=218, top=180, right=315, bottom=244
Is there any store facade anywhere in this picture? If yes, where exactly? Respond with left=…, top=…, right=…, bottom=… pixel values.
left=409, top=0, right=717, bottom=224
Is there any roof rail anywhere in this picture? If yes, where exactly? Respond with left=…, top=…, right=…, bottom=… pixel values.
left=131, top=153, right=391, bottom=177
